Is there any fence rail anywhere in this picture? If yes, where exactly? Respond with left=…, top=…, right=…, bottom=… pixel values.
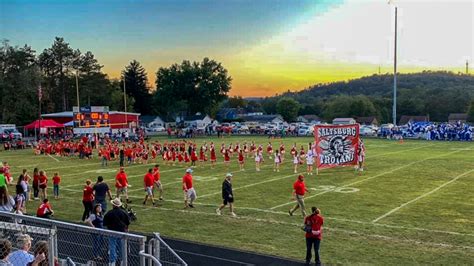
left=0, top=212, right=186, bottom=265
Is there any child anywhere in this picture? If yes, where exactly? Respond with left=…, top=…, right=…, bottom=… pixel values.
left=52, top=172, right=61, bottom=199
left=255, top=151, right=262, bottom=172
left=293, top=153, right=299, bottom=174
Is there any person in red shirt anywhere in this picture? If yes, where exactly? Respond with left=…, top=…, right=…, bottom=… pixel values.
left=82, top=179, right=94, bottom=221
left=143, top=168, right=157, bottom=206
left=32, top=168, right=40, bottom=200
left=115, top=167, right=131, bottom=203
left=223, top=149, right=230, bottom=170
left=37, top=198, right=54, bottom=219
left=304, top=207, right=324, bottom=266
left=153, top=164, right=163, bottom=200
left=182, top=168, right=196, bottom=209
left=238, top=150, right=245, bottom=171
left=52, top=172, right=61, bottom=199
left=289, top=175, right=309, bottom=217
left=38, top=170, right=48, bottom=200
left=210, top=145, right=217, bottom=169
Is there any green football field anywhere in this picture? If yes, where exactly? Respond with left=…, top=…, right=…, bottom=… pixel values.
left=2, top=136, right=473, bottom=264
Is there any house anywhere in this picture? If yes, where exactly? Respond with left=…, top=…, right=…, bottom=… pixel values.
left=448, top=113, right=468, bottom=123
left=356, top=116, right=379, bottom=126
left=242, top=115, right=284, bottom=124
left=297, top=115, right=321, bottom=124
left=178, top=113, right=213, bottom=128
left=332, top=118, right=356, bottom=125
left=399, top=115, right=429, bottom=125
left=216, top=108, right=248, bottom=121
left=140, top=115, right=165, bottom=128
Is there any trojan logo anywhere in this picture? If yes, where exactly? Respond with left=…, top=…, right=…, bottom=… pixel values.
left=319, top=135, right=355, bottom=164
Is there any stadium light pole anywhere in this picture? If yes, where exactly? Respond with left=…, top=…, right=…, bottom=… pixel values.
left=75, top=71, right=80, bottom=108
left=391, top=3, right=398, bottom=126
left=124, top=78, right=128, bottom=129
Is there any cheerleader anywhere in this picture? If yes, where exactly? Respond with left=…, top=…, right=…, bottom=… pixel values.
left=190, top=148, right=198, bottom=167
left=255, top=150, right=263, bottom=171
left=357, top=139, right=366, bottom=174
left=266, top=142, right=273, bottom=159
left=299, top=146, right=306, bottom=165
left=279, top=143, right=285, bottom=162
left=223, top=148, right=231, bottom=170
left=293, top=152, right=299, bottom=174
left=238, top=149, right=245, bottom=171
left=199, top=146, right=206, bottom=164
left=250, top=141, right=256, bottom=157
left=142, top=149, right=149, bottom=164
left=273, top=150, right=281, bottom=172
left=210, top=144, right=217, bottom=169
left=306, top=148, right=315, bottom=175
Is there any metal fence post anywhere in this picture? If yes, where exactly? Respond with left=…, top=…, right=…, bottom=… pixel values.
left=155, top=233, right=161, bottom=262
left=140, top=238, right=146, bottom=266
left=122, top=237, right=128, bottom=266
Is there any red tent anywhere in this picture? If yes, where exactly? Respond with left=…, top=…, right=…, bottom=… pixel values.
left=24, top=119, right=64, bottom=130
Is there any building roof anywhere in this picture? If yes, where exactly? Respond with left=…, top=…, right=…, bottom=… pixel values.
left=302, top=115, right=321, bottom=121
left=333, top=118, right=355, bottom=122
left=356, top=116, right=378, bottom=124
left=243, top=115, right=283, bottom=123
left=184, top=114, right=208, bottom=121
left=448, top=113, right=468, bottom=121
left=399, top=115, right=429, bottom=125
left=140, top=115, right=163, bottom=124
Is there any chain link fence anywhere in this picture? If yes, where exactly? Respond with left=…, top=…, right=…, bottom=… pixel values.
left=0, top=212, right=186, bottom=266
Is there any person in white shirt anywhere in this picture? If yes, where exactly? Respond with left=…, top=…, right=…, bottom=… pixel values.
left=306, top=149, right=315, bottom=176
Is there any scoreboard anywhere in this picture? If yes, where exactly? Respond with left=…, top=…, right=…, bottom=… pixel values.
left=72, top=106, right=110, bottom=134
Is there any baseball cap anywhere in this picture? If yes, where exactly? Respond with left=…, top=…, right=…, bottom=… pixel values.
left=226, top=173, right=233, bottom=178
left=186, top=168, right=193, bottom=173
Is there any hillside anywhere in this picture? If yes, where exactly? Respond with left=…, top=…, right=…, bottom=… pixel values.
left=263, top=71, right=474, bottom=123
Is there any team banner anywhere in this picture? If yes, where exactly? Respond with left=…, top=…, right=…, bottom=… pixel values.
left=314, top=124, right=360, bottom=169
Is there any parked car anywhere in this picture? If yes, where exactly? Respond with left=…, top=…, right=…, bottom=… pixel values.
left=146, top=126, right=165, bottom=132
left=360, top=126, right=376, bottom=136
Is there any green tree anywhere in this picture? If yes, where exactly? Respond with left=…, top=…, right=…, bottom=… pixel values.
left=467, top=101, right=474, bottom=122
left=276, top=97, right=300, bottom=122
left=154, top=58, right=231, bottom=116
left=122, top=60, right=150, bottom=115
left=226, top=96, right=247, bottom=108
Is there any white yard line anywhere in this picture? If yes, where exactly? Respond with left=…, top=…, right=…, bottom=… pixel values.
left=47, top=154, right=60, bottom=162
left=372, top=168, right=474, bottom=223
left=270, top=149, right=462, bottom=210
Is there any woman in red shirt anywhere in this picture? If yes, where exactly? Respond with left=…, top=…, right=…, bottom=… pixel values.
left=82, top=179, right=94, bottom=221
left=304, top=207, right=324, bottom=266
left=38, top=170, right=48, bottom=200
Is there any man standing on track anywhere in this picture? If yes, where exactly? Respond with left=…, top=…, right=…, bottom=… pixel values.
left=289, top=175, right=309, bottom=217
left=115, top=167, right=131, bottom=203
left=93, top=176, right=113, bottom=213
left=182, top=168, right=196, bottom=209
left=216, top=173, right=236, bottom=217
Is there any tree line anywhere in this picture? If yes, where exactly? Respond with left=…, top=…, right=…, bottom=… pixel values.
left=0, top=37, right=231, bottom=126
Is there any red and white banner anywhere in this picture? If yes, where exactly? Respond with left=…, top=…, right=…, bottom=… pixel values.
left=314, top=124, right=360, bottom=169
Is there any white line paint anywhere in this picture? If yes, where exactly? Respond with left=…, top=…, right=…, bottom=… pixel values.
left=174, top=250, right=255, bottom=265
left=270, top=149, right=462, bottom=210
left=372, top=168, right=474, bottom=223
left=47, top=154, right=60, bottom=162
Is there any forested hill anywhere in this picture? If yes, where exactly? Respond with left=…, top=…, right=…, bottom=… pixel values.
left=263, top=71, right=474, bottom=123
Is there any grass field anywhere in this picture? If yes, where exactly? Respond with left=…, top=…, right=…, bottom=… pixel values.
left=2, top=137, right=473, bottom=264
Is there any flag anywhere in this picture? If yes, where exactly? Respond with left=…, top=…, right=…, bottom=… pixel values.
left=38, top=85, right=42, bottom=101
left=314, top=124, right=360, bottom=169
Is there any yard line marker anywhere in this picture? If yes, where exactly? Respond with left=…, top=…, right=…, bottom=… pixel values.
left=372, top=168, right=474, bottom=223
left=47, top=154, right=60, bottom=162
left=270, top=149, right=462, bottom=210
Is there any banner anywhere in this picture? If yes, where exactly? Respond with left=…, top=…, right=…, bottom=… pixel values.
left=314, top=124, right=360, bottom=169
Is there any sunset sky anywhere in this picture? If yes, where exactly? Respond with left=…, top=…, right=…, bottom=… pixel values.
left=1, top=0, right=473, bottom=97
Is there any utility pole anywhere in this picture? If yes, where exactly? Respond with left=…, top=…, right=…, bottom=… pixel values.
left=76, top=71, right=80, bottom=108
left=466, top=60, right=469, bottom=74
left=392, top=6, right=398, bottom=126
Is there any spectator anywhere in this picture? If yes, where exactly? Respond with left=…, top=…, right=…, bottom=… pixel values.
left=52, top=173, right=61, bottom=199
left=103, top=198, right=130, bottom=265
left=216, top=173, right=236, bottom=217
left=0, top=187, right=15, bottom=212
left=8, top=234, right=34, bottom=266
left=21, top=169, right=32, bottom=202
left=0, top=239, right=12, bottom=265
left=0, top=169, right=7, bottom=189
left=93, top=176, right=113, bottom=213
left=143, top=169, right=156, bottom=206
left=28, top=241, right=56, bottom=266
left=152, top=165, right=163, bottom=201
left=304, top=207, right=324, bottom=266
left=182, top=168, right=196, bottom=209
left=14, top=182, right=26, bottom=214
left=32, top=168, right=39, bottom=200
left=36, top=199, right=53, bottom=219
left=85, top=204, right=104, bottom=260
left=82, top=179, right=94, bottom=221
left=38, top=171, right=48, bottom=200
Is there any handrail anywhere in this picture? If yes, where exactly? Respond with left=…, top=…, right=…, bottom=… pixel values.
left=139, top=251, right=162, bottom=266
left=153, top=233, right=188, bottom=266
